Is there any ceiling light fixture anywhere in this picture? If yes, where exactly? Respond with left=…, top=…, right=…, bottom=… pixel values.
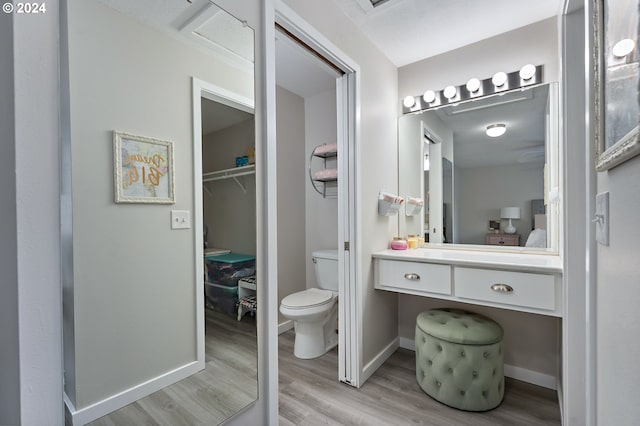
left=486, top=123, right=506, bottom=137
left=519, top=64, right=536, bottom=80
left=492, top=71, right=507, bottom=87
left=613, top=39, right=636, bottom=58
left=466, top=78, right=481, bottom=93
left=443, top=85, right=457, bottom=99
left=403, top=96, right=416, bottom=108
left=423, top=90, right=436, bottom=103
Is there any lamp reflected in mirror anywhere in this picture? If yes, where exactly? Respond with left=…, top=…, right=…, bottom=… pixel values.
left=500, top=207, right=521, bottom=234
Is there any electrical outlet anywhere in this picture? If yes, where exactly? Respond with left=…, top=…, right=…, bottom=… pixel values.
left=171, top=210, right=191, bottom=230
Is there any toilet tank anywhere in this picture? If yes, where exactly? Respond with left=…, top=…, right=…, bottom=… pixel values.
left=312, top=249, right=338, bottom=292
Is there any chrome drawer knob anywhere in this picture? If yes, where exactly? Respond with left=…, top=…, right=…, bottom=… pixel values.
left=404, top=273, right=421, bottom=281
left=490, top=283, right=514, bottom=293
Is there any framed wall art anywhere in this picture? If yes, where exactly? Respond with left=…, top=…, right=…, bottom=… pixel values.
left=113, top=131, right=175, bottom=203
left=594, top=0, right=640, bottom=171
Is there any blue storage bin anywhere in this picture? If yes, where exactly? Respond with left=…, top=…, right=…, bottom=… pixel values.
left=205, top=253, right=256, bottom=287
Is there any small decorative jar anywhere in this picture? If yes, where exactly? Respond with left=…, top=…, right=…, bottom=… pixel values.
left=390, top=237, right=408, bottom=250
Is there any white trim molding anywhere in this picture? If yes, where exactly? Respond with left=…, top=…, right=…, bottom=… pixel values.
left=361, top=338, right=400, bottom=384
left=65, top=361, right=201, bottom=425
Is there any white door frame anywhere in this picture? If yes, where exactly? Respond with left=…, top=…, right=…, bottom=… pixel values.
left=191, top=77, right=255, bottom=367
left=273, top=1, right=362, bottom=387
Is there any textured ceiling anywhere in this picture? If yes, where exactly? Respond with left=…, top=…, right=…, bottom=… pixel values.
left=333, top=0, right=564, bottom=67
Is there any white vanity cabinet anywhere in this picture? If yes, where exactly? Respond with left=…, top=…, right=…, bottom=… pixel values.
left=373, top=248, right=563, bottom=317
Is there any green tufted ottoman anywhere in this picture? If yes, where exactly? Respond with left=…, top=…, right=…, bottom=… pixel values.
left=415, top=308, right=504, bottom=411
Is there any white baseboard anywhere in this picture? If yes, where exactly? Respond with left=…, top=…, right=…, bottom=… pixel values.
left=399, top=337, right=556, bottom=390
left=278, top=320, right=293, bottom=335
left=399, top=337, right=415, bottom=351
left=64, top=360, right=203, bottom=425
left=361, top=337, right=399, bottom=385
left=556, top=377, right=564, bottom=424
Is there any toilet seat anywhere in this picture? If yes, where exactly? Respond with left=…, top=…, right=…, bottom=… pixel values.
left=281, top=288, right=335, bottom=310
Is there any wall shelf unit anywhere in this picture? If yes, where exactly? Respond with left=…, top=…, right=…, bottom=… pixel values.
left=309, top=144, right=338, bottom=198
left=203, top=164, right=255, bottom=194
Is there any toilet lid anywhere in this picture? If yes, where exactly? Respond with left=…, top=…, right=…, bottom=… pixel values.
left=281, top=288, right=334, bottom=309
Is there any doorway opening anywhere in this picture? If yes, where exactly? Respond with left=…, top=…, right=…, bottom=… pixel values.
left=273, top=13, right=360, bottom=387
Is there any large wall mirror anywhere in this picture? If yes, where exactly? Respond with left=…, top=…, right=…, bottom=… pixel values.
left=399, top=82, right=560, bottom=253
left=63, top=0, right=257, bottom=424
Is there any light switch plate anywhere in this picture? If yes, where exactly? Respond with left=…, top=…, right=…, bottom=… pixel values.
left=595, top=192, right=609, bottom=246
left=171, top=210, right=191, bottom=230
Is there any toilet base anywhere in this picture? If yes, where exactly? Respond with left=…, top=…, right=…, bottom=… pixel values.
left=293, top=304, right=338, bottom=359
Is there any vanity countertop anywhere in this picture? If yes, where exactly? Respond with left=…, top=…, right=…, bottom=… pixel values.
left=372, top=247, right=562, bottom=274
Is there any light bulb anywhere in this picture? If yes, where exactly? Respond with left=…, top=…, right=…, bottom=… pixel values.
left=443, top=85, right=457, bottom=99
left=423, top=90, right=436, bottom=103
left=519, top=64, right=536, bottom=80
left=492, top=71, right=507, bottom=87
left=486, top=123, right=506, bottom=137
left=466, top=78, right=481, bottom=93
left=403, top=96, right=416, bottom=108
left=613, top=39, right=635, bottom=58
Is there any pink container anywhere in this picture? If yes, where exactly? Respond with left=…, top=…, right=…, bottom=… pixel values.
left=390, top=239, right=408, bottom=250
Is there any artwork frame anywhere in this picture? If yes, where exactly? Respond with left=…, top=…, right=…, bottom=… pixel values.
left=594, top=0, right=640, bottom=171
left=113, top=131, right=175, bottom=204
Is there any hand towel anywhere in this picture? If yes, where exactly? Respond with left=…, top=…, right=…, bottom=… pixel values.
left=313, top=168, right=338, bottom=180
left=313, top=143, right=338, bottom=155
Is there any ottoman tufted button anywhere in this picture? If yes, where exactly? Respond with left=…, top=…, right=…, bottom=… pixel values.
left=472, top=371, right=478, bottom=378
left=427, top=359, right=432, bottom=365
left=460, top=351, right=465, bottom=357
left=437, top=345, right=442, bottom=352
left=448, top=367, right=453, bottom=374
left=459, top=390, right=465, bottom=396
left=483, top=351, right=489, bottom=358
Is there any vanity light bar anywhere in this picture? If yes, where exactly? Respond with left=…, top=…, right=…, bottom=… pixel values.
left=401, top=65, right=543, bottom=114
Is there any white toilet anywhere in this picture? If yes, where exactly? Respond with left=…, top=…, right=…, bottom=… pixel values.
left=280, top=249, right=338, bottom=359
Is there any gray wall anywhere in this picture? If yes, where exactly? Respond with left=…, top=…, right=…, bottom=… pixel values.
left=66, top=0, right=253, bottom=409
left=397, top=17, right=560, bottom=379
left=399, top=17, right=560, bottom=97
left=276, top=86, right=307, bottom=325
left=203, top=120, right=257, bottom=255
left=284, top=0, right=400, bottom=368
left=305, top=89, right=339, bottom=288
left=0, top=11, right=20, bottom=426
left=596, top=156, right=640, bottom=424
left=457, top=164, right=544, bottom=245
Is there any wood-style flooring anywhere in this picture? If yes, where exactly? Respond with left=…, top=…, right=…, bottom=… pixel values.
left=279, top=330, right=562, bottom=426
left=87, top=309, right=257, bottom=426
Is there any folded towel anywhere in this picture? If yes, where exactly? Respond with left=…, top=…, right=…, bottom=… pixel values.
left=314, top=143, right=338, bottom=156
left=313, top=168, right=338, bottom=180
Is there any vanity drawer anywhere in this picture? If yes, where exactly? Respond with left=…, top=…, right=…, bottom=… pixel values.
left=454, top=267, right=555, bottom=311
left=377, top=260, right=451, bottom=295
